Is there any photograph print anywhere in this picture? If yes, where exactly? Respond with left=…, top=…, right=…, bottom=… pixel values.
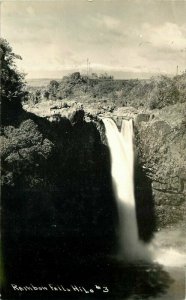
left=0, top=0, right=186, bottom=299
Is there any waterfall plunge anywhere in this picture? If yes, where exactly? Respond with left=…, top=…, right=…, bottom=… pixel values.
left=103, top=118, right=150, bottom=262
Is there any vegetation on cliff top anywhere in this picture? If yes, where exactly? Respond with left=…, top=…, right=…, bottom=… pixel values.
left=26, top=70, right=186, bottom=111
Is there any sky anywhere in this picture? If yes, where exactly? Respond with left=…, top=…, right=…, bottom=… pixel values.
left=1, top=0, right=186, bottom=79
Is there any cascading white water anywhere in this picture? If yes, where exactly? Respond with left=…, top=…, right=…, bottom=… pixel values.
left=103, top=118, right=149, bottom=262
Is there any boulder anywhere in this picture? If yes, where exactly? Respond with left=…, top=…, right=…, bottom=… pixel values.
left=135, top=113, right=150, bottom=124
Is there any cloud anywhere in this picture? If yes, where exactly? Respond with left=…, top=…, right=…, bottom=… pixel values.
left=142, top=22, right=186, bottom=50
left=76, top=13, right=125, bottom=46
left=26, top=6, right=35, bottom=17
left=96, top=14, right=121, bottom=30
left=2, top=1, right=186, bottom=78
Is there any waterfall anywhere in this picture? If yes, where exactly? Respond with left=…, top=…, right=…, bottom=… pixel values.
left=103, top=118, right=149, bottom=262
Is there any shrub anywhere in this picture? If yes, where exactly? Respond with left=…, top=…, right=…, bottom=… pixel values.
left=148, top=76, right=179, bottom=109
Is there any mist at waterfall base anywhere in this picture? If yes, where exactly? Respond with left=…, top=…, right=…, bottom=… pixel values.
left=103, top=118, right=186, bottom=268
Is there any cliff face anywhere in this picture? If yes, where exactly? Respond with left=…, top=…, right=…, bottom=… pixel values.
left=103, top=104, right=186, bottom=229
left=1, top=102, right=185, bottom=246
left=136, top=116, right=186, bottom=228
left=2, top=103, right=185, bottom=286
left=1, top=109, right=117, bottom=256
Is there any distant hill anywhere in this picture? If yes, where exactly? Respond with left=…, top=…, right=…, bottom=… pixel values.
left=26, top=78, right=60, bottom=87
left=25, top=72, right=169, bottom=88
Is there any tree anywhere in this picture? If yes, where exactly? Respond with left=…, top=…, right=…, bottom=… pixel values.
left=70, top=72, right=81, bottom=81
left=48, top=80, right=59, bottom=98
left=98, top=72, right=114, bottom=80
left=44, top=90, right=50, bottom=100
left=91, top=73, right=98, bottom=79
left=0, top=38, right=27, bottom=124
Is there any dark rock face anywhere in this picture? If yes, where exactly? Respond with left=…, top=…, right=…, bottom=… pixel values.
left=1, top=110, right=118, bottom=285
left=1, top=112, right=117, bottom=240
left=134, top=164, right=156, bottom=241
left=135, top=113, right=151, bottom=124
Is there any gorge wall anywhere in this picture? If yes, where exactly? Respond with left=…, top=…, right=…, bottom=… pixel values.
left=1, top=108, right=118, bottom=284
left=1, top=103, right=186, bottom=283
left=2, top=104, right=185, bottom=240
left=1, top=108, right=117, bottom=244
left=135, top=113, right=186, bottom=229
left=106, top=105, right=186, bottom=230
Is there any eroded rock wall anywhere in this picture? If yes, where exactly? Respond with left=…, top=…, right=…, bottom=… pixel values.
left=100, top=105, right=186, bottom=229
left=135, top=117, right=186, bottom=228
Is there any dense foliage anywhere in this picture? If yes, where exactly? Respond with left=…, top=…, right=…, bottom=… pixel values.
left=0, top=38, right=27, bottom=123
left=26, top=71, right=186, bottom=111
